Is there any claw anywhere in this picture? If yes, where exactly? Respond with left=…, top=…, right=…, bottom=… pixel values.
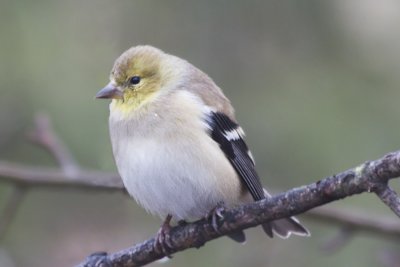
left=206, top=202, right=226, bottom=234
left=154, top=214, right=174, bottom=257
left=205, top=202, right=247, bottom=243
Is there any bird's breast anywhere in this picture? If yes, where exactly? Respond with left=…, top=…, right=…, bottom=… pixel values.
left=108, top=91, right=242, bottom=220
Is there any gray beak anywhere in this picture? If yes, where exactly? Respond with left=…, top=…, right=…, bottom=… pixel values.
left=96, top=82, right=123, bottom=99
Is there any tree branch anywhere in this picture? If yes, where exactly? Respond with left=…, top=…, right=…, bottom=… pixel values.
left=1, top=153, right=400, bottom=266
left=73, top=151, right=400, bottom=267
left=0, top=161, right=122, bottom=190
left=1, top=159, right=400, bottom=237
left=0, top=114, right=121, bottom=240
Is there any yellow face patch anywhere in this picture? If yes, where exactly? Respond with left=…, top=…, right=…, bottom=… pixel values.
left=110, top=88, right=160, bottom=116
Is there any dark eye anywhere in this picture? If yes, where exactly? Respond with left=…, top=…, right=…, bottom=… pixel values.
left=129, top=76, right=141, bottom=85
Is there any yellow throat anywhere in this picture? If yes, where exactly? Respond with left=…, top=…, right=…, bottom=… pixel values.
left=110, top=89, right=158, bottom=116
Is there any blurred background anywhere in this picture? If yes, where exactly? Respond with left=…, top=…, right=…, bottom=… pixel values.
left=1, top=0, right=400, bottom=266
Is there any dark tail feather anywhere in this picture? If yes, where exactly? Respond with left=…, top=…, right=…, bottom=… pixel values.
left=261, top=189, right=310, bottom=238
left=261, top=223, right=274, bottom=237
left=227, top=230, right=246, bottom=243
left=262, top=217, right=310, bottom=239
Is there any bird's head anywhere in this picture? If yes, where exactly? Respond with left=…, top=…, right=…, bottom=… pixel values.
left=96, top=45, right=177, bottom=113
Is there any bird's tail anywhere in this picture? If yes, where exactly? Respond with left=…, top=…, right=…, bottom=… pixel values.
left=262, top=217, right=310, bottom=239
left=228, top=215, right=309, bottom=243
left=228, top=189, right=310, bottom=243
left=261, top=188, right=310, bottom=238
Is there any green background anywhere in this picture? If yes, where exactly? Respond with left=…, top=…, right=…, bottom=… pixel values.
left=1, top=1, right=400, bottom=266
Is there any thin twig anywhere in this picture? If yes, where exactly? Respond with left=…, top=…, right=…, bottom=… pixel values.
left=361, top=154, right=400, bottom=217
left=27, top=114, right=80, bottom=176
left=0, top=185, right=27, bottom=241
left=306, top=206, right=400, bottom=239
left=0, top=161, right=122, bottom=190
left=375, top=186, right=400, bottom=218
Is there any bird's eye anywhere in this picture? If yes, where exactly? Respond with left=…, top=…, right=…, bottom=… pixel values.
left=129, top=76, right=141, bottom=85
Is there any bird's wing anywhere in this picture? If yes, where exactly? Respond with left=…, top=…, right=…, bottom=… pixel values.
left=207, top=111, right=265, bottom=201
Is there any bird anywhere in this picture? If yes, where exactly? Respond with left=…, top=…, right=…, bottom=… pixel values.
left=96, top=45, right=309, bottom=253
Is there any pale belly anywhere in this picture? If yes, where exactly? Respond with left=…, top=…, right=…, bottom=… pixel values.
left=113, top=135, right=242, bottom=221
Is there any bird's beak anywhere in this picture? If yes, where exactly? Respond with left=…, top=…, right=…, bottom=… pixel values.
left=96, top=82, right=123, bottom=99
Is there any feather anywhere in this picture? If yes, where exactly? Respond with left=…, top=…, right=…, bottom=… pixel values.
left=207, top=112, right=264, bottom=201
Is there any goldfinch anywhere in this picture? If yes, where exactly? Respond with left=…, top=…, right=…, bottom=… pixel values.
left=96, top=45, right=309, bottom=251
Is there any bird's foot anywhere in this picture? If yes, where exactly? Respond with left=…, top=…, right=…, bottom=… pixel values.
left=206, top=202, right=246, bottom=243
left=206, top=201, right=226, bottom=234
left=154, top=214, right=174, bottom=257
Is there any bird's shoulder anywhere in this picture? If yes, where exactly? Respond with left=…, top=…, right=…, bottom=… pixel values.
left=178, top=63, right=235, bottom=118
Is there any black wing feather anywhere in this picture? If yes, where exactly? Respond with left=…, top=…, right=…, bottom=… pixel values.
left=208, top=112, right=265, bottom=201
